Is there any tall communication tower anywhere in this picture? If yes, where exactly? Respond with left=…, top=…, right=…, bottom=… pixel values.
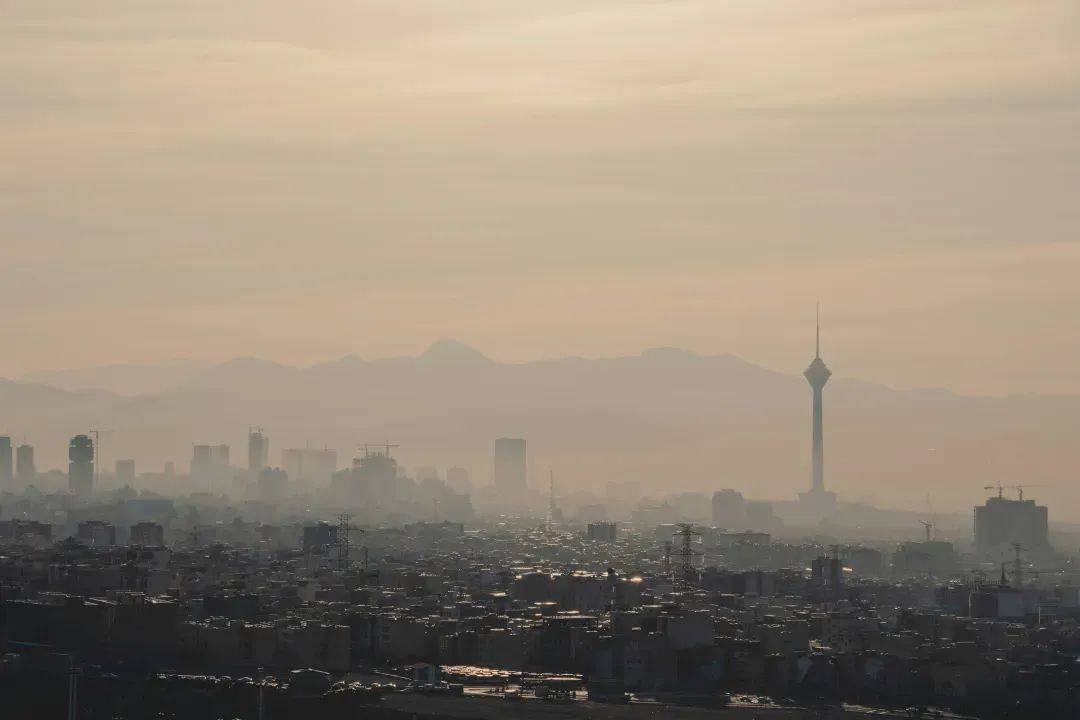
left=671, top=523, right=701, bottom=592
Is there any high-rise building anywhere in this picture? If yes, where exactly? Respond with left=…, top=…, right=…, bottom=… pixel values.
left=587, top=521, right=617, bottom=542
left=711, top=489, right=747, bottom=529
left=257, top=467, right=288, bottom=502
left=974, top=492, right=1050, bottom=558
left=116, top=458, right=136, bottom=485
left=248, top=428, right=269, bottom=476
left=493, top=437, right=527, bottom=496
left=69, top=434, right=95, bottom=496
left=0, top=437, right=12, bottom=488
left=191, top=443, right=230, bottom=492
left=130, top=521, right=165, bottom=547
left=15, top=444, right=35, bottom=486
left=76, top=520, right=116, bottom=546
left=210, top=444, right=230, bottom=469
left=282, top=448, right=337, bottom=488
left=798, top=306, right=837, bottom=516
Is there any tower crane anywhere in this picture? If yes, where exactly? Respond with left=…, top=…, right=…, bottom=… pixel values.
left=983, top=484, right=1004, bottom=499
left=1008, top=484, right=1040, bottom=502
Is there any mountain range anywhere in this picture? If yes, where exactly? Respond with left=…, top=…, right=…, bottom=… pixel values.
left=5, top=339, right=1080, bottom=517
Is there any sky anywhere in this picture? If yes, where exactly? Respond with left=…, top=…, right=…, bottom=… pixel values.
left=3, top=0, right=1080, bottom=396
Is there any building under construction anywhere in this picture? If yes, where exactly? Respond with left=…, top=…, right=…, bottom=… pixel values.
left=974, top=490, right=1050, bottom=559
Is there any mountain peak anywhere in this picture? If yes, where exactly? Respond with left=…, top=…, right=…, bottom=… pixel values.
left=417, top=339, right=492, bottom=365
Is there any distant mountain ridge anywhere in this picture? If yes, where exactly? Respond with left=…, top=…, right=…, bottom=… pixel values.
left=6, top=340, right=1080, bottom=517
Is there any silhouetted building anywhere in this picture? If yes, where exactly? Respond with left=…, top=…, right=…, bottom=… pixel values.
left=248, top=428, right=269, bottom=476
left=711, top=489, right=747, bottom=529
left=494, top=437, right=527, bottom=497
left=116, top=458, right=135, bottom=485
left=893, top=540, right=956, bottom=578
left=0, top=519, right=51, bottom=541
left=303, top=522, right=338, bottom=551
left=812, top=555, right=844, bottom=595
left=0, top=436, right=12, bottom=488
left=283, top=448, right=337, bottom=488
left=587, top=522, right=617, bottom=542
left=130, top=521, right=165, bottom=546
left=257, top=467, right=288, bottom=502
left=799, top=308, right=837, bottom=516
left=76, top=520, right=116, bottom=546
left=974, top=494, right=1050, bottom=557
left=191, top=443, right=230, bottom=492
left=745, top=501, right=776, bottom=531
left=69, top=434, right=95, bottom=496
left=15, top=443, right=34, bottom=486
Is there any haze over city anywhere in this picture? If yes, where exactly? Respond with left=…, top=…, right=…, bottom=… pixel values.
left=3, top=2, right=1080, bottom=718
left=4, top=1, right=1080, bottom=395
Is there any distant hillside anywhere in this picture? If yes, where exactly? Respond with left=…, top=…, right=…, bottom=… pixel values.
left=4, top=341, right=1080, bottom=518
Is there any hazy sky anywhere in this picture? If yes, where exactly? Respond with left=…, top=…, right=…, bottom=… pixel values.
left=3, top=1, right=1079, bottom=395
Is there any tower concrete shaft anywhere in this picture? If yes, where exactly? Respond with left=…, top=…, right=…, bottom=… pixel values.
left=803, top=306, right=831, bottom=494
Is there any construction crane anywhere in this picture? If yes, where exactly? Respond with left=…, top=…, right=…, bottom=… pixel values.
left=670, top=523, right=702, bottom=592
left=919, top=521, right=934, bottom=542
left=362, top=442, right=400, bottom=457
left=983, top=484, right=1004, bottom=499
left=1008, top=484, right=1040, bottom=502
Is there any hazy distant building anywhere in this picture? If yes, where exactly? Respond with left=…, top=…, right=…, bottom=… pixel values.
left=302, top=522, right=338, bottom=551
left=587, top=522, right=617, bottom=542
left=283, top=448, right=338, bottom=488
left=711, top=489, right=747, bottom=529
left=69, top=434, right=95, bottom=496
left=493, top=437, right=527, bottom=497
left=416, top=466, right=440, bottom=484
left=76, top=520, right=116, bottom=546
left=130, top=521, right=165, bottom=547
left=745, top=501, right=777, bottom=531
left=975, top=493, right=1050, bottom=557
left=893, top=540, right=956, bottom=578
left=115, top=458, right=135, bottom=485
left=257, top=467, right=288, bottom=502
left=446, top=466, right=471, bottom=494
left=248, top=428, right=269, bottom=476
left=798, top=308, right=837, bottom=516
left=0, top=437, right=12, bottom=488
left=332, top=446, right=398, bottom=506
left=15, top=444, right=34, bottom=486
left=191, top=443, right=230, bottom=492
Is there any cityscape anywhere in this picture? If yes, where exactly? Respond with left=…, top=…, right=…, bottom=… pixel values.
left=5, top=1, right=1080, bottom=718
left=1, top=324, right=1077, bottom=719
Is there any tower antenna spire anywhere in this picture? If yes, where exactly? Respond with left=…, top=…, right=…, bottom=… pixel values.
left=815, top=302, right=821, bottom=358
